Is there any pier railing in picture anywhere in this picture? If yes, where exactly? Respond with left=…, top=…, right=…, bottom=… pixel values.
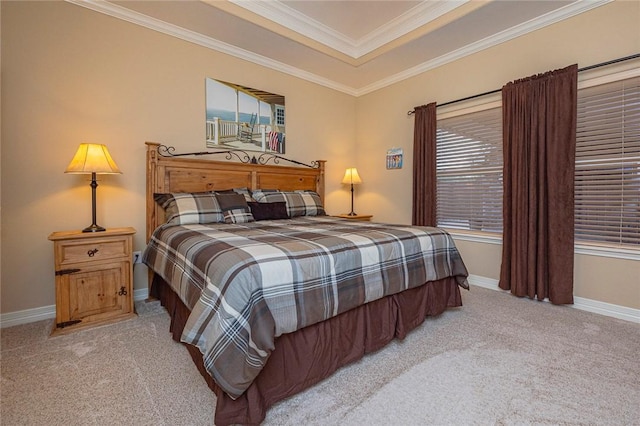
left=206, top=117, right=273, bottom=152
left=207, top=117, right=284, bottom=153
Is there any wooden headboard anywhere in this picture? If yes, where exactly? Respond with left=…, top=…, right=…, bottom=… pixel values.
left=145, top=141, right=326, bottom=242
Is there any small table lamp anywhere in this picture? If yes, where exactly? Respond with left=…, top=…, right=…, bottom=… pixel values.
left=342, top=167, right=362, bottom=216
left=65, top=143, right=122, bottom=232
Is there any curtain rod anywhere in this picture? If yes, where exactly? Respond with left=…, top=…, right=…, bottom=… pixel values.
left=407, top=53, right=640, bottom=115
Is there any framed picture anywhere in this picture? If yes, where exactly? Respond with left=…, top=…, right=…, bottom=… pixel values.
left=386, top=148, right=403, bottom=169
left=206, top=78, right=286, bottom=153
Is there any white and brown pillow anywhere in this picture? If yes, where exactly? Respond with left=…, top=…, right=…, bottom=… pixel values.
left=251, top=190, right=325, bottom=217
left=153, top=192, right=224, bottom=225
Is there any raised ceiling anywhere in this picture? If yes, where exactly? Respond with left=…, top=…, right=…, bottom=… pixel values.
left=71, top=0, right=610, bottom=95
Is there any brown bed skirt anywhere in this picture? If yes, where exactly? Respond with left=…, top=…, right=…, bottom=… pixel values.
left=151, top=275, right=463, bottom=425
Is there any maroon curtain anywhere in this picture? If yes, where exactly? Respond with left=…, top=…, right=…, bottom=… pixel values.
left=412, top=103, right=437, bottom=226
left=499, top=65, right=577, bottom=304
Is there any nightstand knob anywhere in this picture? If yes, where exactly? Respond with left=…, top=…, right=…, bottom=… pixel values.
left=118, top=286, right=128, bottom=296
left=87, top=248, right=99, bottom=257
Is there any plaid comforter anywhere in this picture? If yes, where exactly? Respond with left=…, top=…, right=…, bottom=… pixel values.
left=143, top=216, right=469, bottom=399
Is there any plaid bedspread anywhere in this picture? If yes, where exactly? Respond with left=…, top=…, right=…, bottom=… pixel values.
left=143, top=216, right=469, bottom=399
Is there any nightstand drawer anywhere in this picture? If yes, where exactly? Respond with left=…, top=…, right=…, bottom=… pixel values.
left=56, top=237, right=130, bottom=266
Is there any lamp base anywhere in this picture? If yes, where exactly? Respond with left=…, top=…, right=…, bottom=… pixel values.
left=347, top=212, right=357, bottom=216
left=82, top=224, right=106, bottom=233
left=83, top=173, right=106, bottom=233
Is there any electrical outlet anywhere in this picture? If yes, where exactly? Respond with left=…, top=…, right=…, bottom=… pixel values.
left=133, top=251, right=142, bottom=264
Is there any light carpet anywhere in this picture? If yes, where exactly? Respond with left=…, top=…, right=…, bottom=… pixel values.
left=1, top=286, right=638, bottom=425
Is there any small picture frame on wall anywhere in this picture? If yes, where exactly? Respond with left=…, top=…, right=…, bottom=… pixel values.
left=386, top=147, right=403, bottom=169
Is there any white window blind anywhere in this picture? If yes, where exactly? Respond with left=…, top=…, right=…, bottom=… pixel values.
left=575, top=76, right=640, bottom=246
left=436, top=107, right=503, bottom=233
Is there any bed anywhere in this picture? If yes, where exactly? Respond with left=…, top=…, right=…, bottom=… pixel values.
left=143, top=142, right=469, bottom=425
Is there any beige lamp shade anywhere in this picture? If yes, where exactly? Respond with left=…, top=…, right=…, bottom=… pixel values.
left=65, top=143, right=121, bottom=232
left=341, top=167, right=362, bottom=185
left=65, top=143, right=122, bottom=174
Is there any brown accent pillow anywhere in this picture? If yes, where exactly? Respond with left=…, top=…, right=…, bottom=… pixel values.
left=216, top=193, right=254, bottom=224
left=215, top=188, right=254, bottom=203
left=247, top=201, right=289, bottom=221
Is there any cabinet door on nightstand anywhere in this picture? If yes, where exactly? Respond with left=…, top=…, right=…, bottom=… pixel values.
left=57, top=261, right=131, bottom=324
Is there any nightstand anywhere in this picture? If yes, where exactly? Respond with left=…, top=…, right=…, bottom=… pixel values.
left=48, top=227, right=136, bottom=335
left=334, top=214, right=373, bottom=221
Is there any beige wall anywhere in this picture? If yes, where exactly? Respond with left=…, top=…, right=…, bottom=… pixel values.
left=1, top=1, right=638, bottom=316
left=355, top=0, right=640, bottom=309
left=0, top=1, right=356, bottom=313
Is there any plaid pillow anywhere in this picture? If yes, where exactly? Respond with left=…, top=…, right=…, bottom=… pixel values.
left=154, top=192, right=224, bottom=225
left=251, top=190, right=325, bottom=217
left=216, top=193, right=255, bottom=224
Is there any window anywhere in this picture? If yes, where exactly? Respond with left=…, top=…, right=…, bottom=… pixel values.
left=434, top=73, right=640, bottom=252
left=436, top=107, right=503, bottom=233
left=275, top=105, right=285, bottom=127
left=575, top=76, right=640, bottom=247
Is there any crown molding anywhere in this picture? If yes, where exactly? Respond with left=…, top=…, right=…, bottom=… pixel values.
left=355, top=0, right=612, bottom=96
left=65, top=0, right=358, bottom=96
left=229, top=0, right=358, bottom=58
left=230, top=0, right=469, bottom=59
left=356, top=0, right=468, bottom=58
left=66, top=0, right=611, bottom=97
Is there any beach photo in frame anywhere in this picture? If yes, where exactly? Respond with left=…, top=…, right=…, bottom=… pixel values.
left=386, top=147, right=403, bottom=169
left=206, top=78, right=285, bottom=153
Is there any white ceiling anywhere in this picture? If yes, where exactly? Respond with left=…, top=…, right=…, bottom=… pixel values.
left=72, top=0, right=611, bottom=96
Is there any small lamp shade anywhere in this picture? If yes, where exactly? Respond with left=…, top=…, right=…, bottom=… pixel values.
left=65, top=143, right=121, bottom=233
left=65, top=143, right=122, bottom=174
left=341, top=167, right=362, bottom=185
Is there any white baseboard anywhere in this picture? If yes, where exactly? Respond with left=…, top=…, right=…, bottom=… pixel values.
left=467, top=274, right=502, bottom=291
left=467, top=274, right=640, bottom=323
left=0, top=288, right=151, bottom=329
left=1, top=278, right=637, bottom=328
left=572, top=296, right=640, bottom=323
left=0, top=305, right=56, bottom=329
